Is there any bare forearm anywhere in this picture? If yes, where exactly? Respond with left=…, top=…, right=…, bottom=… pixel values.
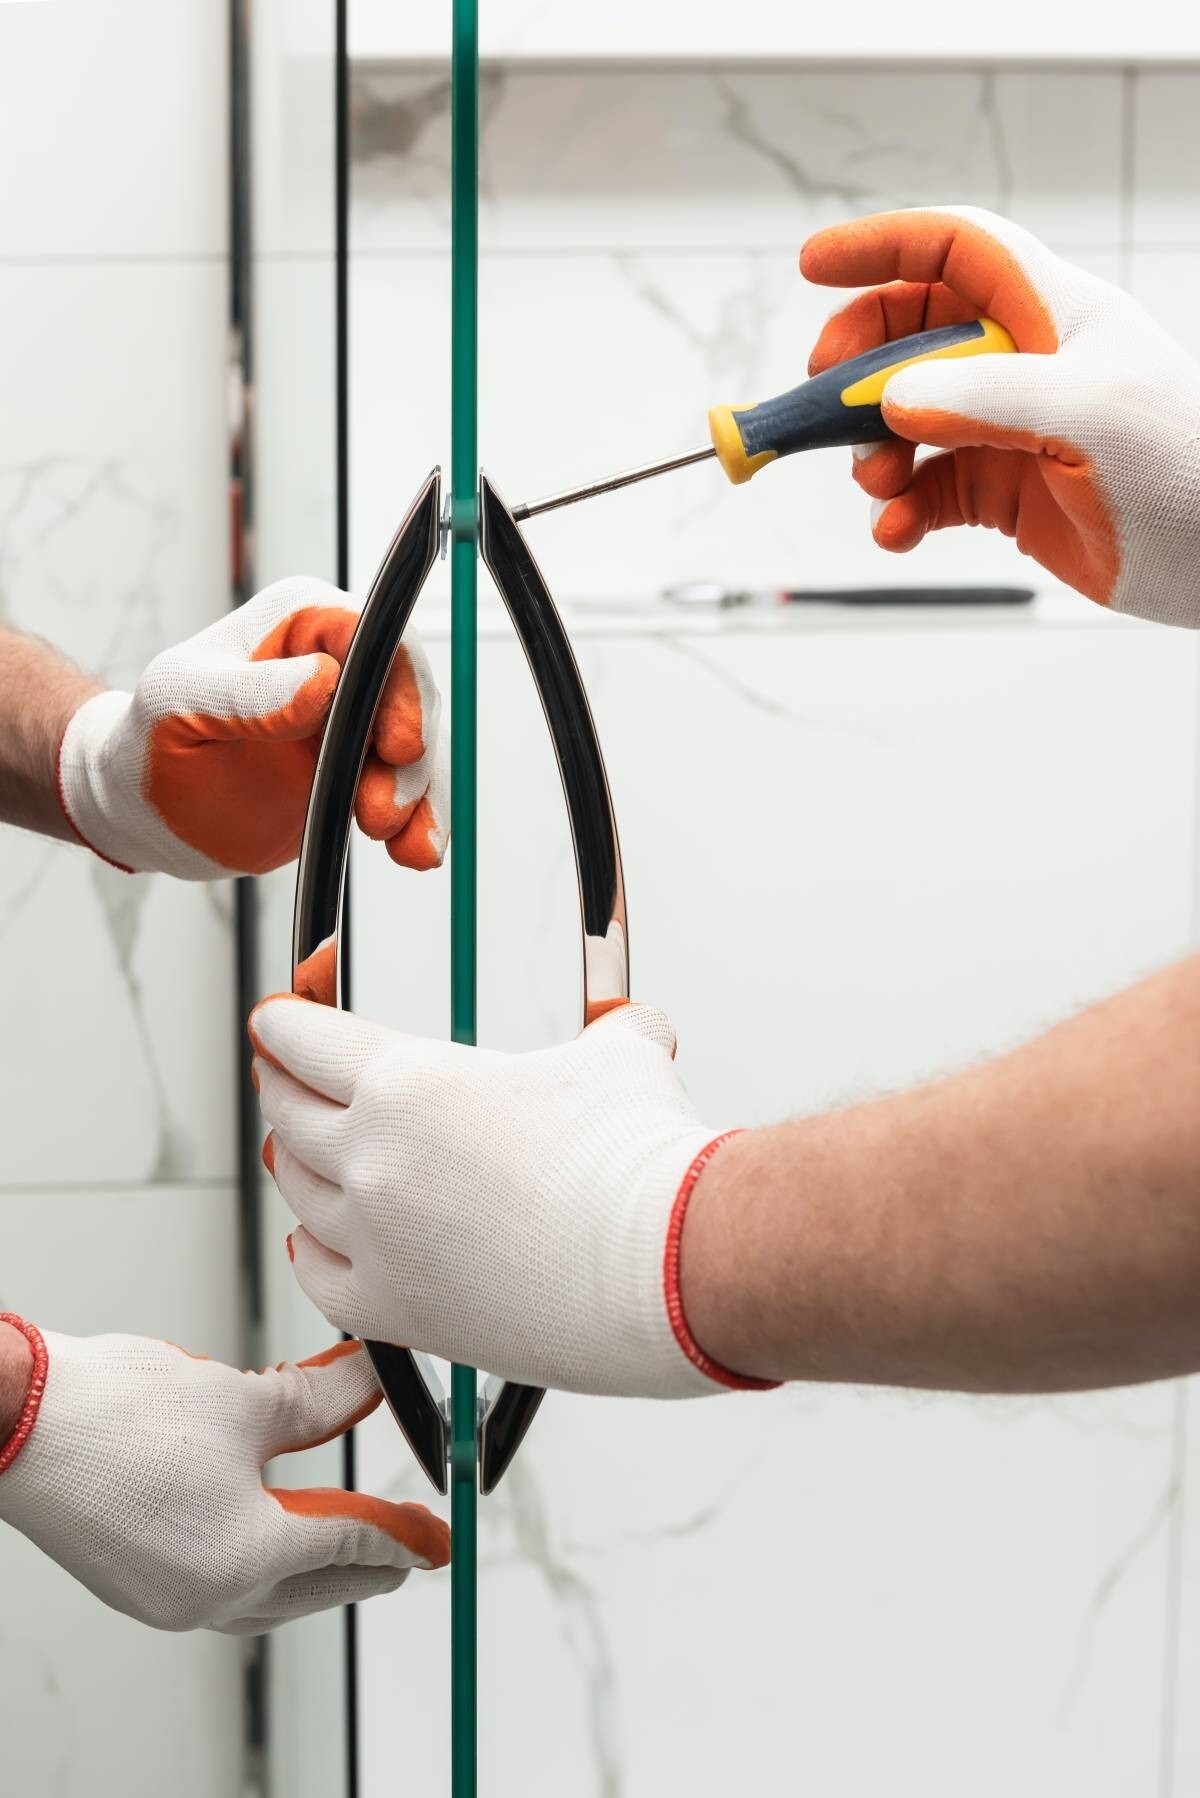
left=682, top=957, right=1200, bottom=1393
left=0, top=1320, right=33, bottom=1442
left=0, top=627, right=100, bottom=839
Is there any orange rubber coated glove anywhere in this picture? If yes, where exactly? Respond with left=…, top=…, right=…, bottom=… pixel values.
left=0, top=1320, right=448, bottom=1634
left=802, top=205, right=1200, bottom=628
left=57, top=576, right=448, bottom=878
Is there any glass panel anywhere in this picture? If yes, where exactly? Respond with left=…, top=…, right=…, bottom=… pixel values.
left=244, top=5, right=347, bottom=1796
left=340, top=38, right=1200, bottom=1798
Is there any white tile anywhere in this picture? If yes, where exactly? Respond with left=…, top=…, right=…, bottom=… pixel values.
left=251, top=0, right=337, bottom=258
left=351, top=67, right=1123, bottom=254
left=0, top=1180, right=241, bottom=1345
left=1055, top=244, right=1125, bottom=289
left=0, top=1543, right=245, bottom=1798
left=1133, top=73, right=1200, bottom=246
left=0, top=0, right=226, bottom=257
left=991, top=72, right=1126, bottom=248
left=0, top=262, right=229, bottom=672
left=1128, top=246, right=1200, bottom=347
left=632, top=619, right=1193, bottom=1120
left=358, top=619, right=1198, bottom=1112
left=355, top=1380, right=1176, bottom=1798
left=0, top=260, right=235, bottom=1182
left=253, top=256, right=339, bottom=584
left=0, top=1181, right=244, bottom=1798
left=348, top=253, right=449, bottom=599
left=0, top=844, right=236, bottom=1184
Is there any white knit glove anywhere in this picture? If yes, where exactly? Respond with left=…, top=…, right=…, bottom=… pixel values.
left=58, top=576, right=448, bottom=878
left=250, top=998, right=771, bottom=1400
left=0, top=1320, right=448, bottom=1634
left=801, top=205, right=1200, bottom=626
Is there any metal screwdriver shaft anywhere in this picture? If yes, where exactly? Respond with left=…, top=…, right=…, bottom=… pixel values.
left=512, top=443, right=715, bottom=522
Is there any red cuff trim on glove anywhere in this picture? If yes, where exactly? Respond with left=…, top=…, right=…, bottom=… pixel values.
left=663, top=1134, right=778, bottom=1393
left=0, top=1314, right=49, bottom=1476
left=54, top=724, right=135, bottom=875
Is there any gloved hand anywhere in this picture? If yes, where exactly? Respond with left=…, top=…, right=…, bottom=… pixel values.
left=801, top=205, right=1200, bottom=627
left=249, top=996, right=774, bottom=1400
left=57, top=576, right=448, bottom=878
left=0, top=1318, right=448, bottom=1634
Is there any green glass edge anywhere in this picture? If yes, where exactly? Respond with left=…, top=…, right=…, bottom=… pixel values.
left=449, top=0, right=479, bottom=1794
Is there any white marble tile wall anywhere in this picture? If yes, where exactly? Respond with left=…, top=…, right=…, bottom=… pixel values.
left=342, top=62, right=1200, bottom=1798
left=345, top=65, right=1145, bottom=607
left=0, top=5, right=244, bottom=1795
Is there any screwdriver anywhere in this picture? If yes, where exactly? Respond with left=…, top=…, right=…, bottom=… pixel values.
left=512, top=316, right=1016, bottom=523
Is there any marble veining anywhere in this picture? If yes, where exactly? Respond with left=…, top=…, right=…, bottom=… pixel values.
left=0, top=456, right=178, bottom=686
left=348, top=65, right=1124, bottom=258
left=0, top=452, right=234, bottom=1187
left=487, top=1459, right=623, bottom=1798
left=646, top=630, right=907, bottom=745
left=612, top=249, right=776, bottom=396
left=87, top=862, right=182, bottom=1181
left=1058, top=1463, right=1181, bottom=1721
left=711, top=74, right=881, bottom=212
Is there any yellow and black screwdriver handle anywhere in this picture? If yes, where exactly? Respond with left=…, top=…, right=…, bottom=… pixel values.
left=707, top=316, right=1016, bottom=485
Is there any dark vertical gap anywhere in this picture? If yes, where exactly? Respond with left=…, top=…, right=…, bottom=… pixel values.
left=335, top=1, right=352, bottom=1011
left=1159, top=1391, right=1187, bottom=1798
left=335, top=5, right=359, bottom=1798
left=229, top=0, right=259, bottom=1329
left=229, top=0, right=268, bottom=1789
left=1118, top=65, right=1136, bottom=295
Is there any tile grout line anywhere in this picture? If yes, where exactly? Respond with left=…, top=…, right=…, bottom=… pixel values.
left=0, top=251, right=228, bottom=266
left=247, top=241, right=1200, bottom=265
left=1160, top=1387, right=1188, bottom=1798
left=1159, top=199, right=1200, bottom=1779
left=0, top=1178, right=237, bottom=1196
left=1118, top=64, right=1136, bottom=290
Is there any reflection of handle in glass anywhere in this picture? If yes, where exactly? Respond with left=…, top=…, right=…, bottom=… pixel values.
left=290, top=468, right=630, bottom=1496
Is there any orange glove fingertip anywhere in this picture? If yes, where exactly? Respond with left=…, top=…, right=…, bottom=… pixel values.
left=373, top=646, right=427, bottom=768
left=354, top=757, right=417, bottom=842
left=852, top=440, right=915, bottom=501
left=248, top=993, right=309, bottom=1072
left=384, top=794, right=446, bottom=872
left=871, top=494, right=924, bottom=554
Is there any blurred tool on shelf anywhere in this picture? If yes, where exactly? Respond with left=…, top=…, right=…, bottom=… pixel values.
left=660, top=582, right=1036, bottom=610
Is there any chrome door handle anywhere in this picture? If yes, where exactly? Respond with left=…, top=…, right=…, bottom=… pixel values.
left=292, top=468, right=450, bottom=1494
left=291, top=468, right=629, bottom=1496
left=476, top=473, right=629, bottom=1492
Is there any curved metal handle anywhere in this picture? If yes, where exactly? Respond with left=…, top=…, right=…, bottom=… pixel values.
left=475, top=473, right=629, bottom=1493
left=292, top=468, right=450, bottom=1495
left=290, top=468, right=629, bottom=1497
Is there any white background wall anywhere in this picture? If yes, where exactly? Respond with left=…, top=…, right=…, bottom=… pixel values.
left=341, top=56, right=1200, bottom=1798
left=0, top=5, right=243, bottom=1794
